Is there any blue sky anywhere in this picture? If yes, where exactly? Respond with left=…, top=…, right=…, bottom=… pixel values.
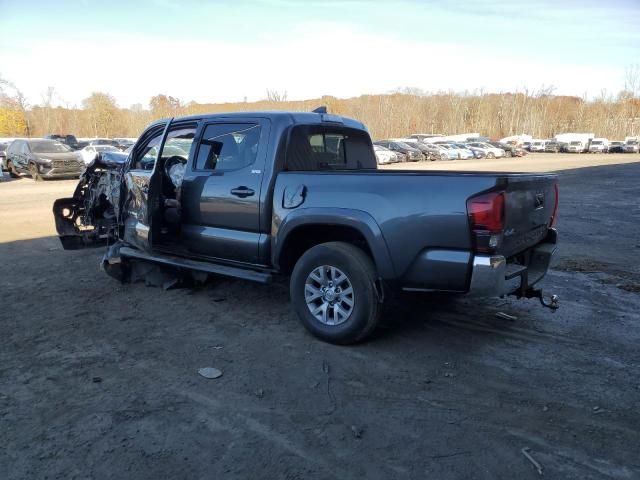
left=0, top=0, right=638, bottom=107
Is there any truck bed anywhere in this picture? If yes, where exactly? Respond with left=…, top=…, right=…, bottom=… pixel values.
left=273, top=169, right=558, bottom=289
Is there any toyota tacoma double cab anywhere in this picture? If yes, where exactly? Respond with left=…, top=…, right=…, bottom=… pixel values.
left=53, top=109, right=559, bottom=344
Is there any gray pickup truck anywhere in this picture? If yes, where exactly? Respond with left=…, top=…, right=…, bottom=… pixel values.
left=53, top=109, right=559, bottom=344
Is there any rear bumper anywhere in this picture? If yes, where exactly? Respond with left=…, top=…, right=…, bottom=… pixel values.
left=467, top=231, right=557, bottom=297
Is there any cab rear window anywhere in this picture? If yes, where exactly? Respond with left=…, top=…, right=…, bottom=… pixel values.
left=285, top=125, right=376, bottom=171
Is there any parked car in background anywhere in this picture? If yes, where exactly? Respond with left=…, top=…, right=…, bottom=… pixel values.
left=398, top=140, right=442, bottom=161
left=522, top=141, right=532, bottom=151
left=529, top=140, right=546, bottom=152
left=544, top=140, right=561, bottom=153
left=464, top=144, right=487, bottom=159
left=623, top=139, right=639, bottom=153
left=374, top=140, right=424, bottom=161
left=609, top=141, right=625, bottom=153
left=488, top=141, right=523, bottom=157
left=373, top=145, right=400, bottom=165
left=566, top=140, right=587, bottom=153
left=44, top=134, right=80, bottom=150
left=466, top=142, right=505, bottom=158
left=0, top=143, right=8, bottom=171
left=588, top=138, right=609, bottom=153
left=5, top=139, right=84, bottom=180
left=88, top=138, right=120, bottom=147
left=79, top=145, right=121, bottom=164
left=447, top=143, right=474, bottom=159
left=416, top=142, right=448, bottom=161
left=113, top=138, right=136, bottom=151
left=433, top=143, right=460, bottom=160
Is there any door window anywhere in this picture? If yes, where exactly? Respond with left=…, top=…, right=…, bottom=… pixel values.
left=131, top=127, right=165, bottom=170
left=160, top=126, right=197, bottom=162
left=194, top=123, right=261, bottom=172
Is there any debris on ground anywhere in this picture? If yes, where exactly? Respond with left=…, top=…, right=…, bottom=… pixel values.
left=521, top=447, right=543, bottom=475
left=198, top=367, right=223, bottom=379
left=255, top=388, right=264, bottom=398
left=350, top=425, right=364, bottom=439
left=92, top=376, right=102, bottom=383
left=496, top=312, right=518, bottom=321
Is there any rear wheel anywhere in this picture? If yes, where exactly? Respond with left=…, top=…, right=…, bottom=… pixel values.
left=29, top=162, right=43, bottom=181
left=290, top=242, right=381, bottom=344
left=487, top=152, right=495, bottom=159
left=440, top=153, right=447, bottom=161
left=505, top=150, right=512, bottom=158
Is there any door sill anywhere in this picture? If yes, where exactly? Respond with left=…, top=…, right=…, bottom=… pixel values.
left=119, top=247, right=273, bottom=284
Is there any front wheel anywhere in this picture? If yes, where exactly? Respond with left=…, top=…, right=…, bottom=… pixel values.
left=290, top=242, right=381, bottom=344
left=486, top=152, right=495, bottom=159
left=505, top=150, right=512, bottom=158
left=29, top=162, right=43, bottom=181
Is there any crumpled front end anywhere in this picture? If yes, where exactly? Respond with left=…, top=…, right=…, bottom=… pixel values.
left=53, top=152, right=127, bottom=249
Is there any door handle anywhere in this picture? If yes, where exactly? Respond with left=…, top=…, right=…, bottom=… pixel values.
left=230, top=186, right=255, bottom=198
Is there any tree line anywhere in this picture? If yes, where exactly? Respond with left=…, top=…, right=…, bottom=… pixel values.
left=1, top=68, right=639, bottom=141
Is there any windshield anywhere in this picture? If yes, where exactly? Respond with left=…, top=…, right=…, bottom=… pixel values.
left=570, top=141, right=581, bottom=145
left=30, top=141, right=72, bottom=153
left=95, top=146, right=118, bottom=152
left=0, top=144, right=6, bottom=152
left=591, top=141, right=602, bottom=145
left=627, top=141, right=638, bottom=145
left=392, top=142, right=413, bottom=150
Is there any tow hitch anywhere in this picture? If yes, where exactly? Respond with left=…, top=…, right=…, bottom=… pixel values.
left=524, top=288, right=560, bottom=311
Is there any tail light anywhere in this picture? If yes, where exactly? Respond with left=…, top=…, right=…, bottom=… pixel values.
left=467, top=191, right=505, bottom=253
left=551, top=183, right=559, bottom=226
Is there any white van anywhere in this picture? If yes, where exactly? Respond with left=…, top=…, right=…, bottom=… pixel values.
left=588, top=138, right=609, bottom=153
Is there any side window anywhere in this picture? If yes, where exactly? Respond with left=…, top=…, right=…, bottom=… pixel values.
left=21, top=142, right=30, bottom=154
left=159, top=125, right=197, bottom=163
left=131, top=127, right=165, bottom=170
left=194, top=123, right=261, bottom=172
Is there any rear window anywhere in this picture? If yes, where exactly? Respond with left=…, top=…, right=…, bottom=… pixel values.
left=285, top=125, right=375, bottom=171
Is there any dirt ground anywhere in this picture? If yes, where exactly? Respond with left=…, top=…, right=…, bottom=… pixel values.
left=1, top=155, right=639, bottom=479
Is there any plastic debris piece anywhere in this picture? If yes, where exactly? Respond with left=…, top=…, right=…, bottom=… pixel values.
left=198, top=367, right=223, bottom=379
left=496, top=312, right=518, bottom=321
left=521, top=447, right=543, bottom=475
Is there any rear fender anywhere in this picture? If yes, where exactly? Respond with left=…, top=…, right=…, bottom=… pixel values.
left=273, top=207, right=396, bottom=279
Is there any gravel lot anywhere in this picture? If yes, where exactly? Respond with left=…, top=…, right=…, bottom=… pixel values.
left=1, top=155, right=639, bottom=479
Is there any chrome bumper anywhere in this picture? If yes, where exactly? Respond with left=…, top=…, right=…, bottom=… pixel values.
left=467, top=242, right=556, bottom=297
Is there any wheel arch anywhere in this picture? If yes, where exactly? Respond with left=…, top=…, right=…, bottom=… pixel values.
left=273, top=208, right=395, bottom=279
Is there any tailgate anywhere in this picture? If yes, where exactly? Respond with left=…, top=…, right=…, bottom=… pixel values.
left=500, top=174, right=558, bottom=258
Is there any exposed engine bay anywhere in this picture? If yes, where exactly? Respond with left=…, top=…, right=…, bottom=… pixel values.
left=53, top=153, right=126, bottom=250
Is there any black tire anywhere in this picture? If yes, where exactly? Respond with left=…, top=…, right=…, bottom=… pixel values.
left=29, top=162, right=43, bottom=181
left=7, top=161, right=20, bottom=178
left=290, top=242, right=381, bottom=344
left=487, top=152, right=495, bottom=159
left=505, top=150, right=512, bottom=158
left=440, top=153, right=447, bottom=161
